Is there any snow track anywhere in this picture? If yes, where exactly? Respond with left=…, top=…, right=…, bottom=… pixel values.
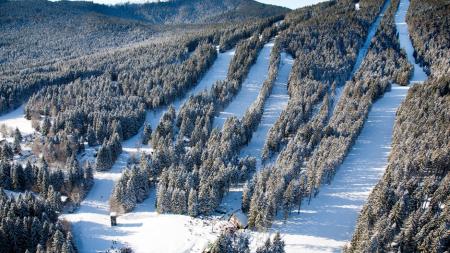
left=62, top=48, right=236, bottom=253
left=332, top=0, right=391, bottom=111
left=213, top=42, right=274, bottom=129
left=263, top=0, right=428, bottom=252
left=239, top=53, right=293, bottom=170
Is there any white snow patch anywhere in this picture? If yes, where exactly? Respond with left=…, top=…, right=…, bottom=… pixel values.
left=0, top=105, right=34, bottom=135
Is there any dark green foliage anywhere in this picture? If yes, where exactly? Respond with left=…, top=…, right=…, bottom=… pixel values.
left=0, top=189, right=76, bottom=253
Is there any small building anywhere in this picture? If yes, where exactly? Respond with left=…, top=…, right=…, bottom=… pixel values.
left=355, top=3, right=361, bottom=11
left=229, top=210, right=248, bottom=229
left=110, top=212, right=117, bottom=226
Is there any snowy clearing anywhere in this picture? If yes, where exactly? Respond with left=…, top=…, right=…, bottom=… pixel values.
left=0, top=104, right=34, bottom=136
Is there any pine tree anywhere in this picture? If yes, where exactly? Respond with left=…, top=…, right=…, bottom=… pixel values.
left=96, top=142, right=113, bottom=171
left=86, top=127, right=97, bottom=146
left=270, top=233, right=285, bottom=253
left=41, top=117, right=51, bottom=136
left=188, top=188, right=198, bottom=217
left=51, top=229, right=64, bottom=253
left=13, top=128, right=22, bottom=154
left=142, top=123, right=152, bottom=145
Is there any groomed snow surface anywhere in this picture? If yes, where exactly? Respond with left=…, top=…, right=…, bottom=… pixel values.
left=239, top=52, right=293, bottom=170
left=213, top=42, right=274, bottom=129
left=394, top=0, right=427, bottom=83
left=61, top=48, right=236, bottom=253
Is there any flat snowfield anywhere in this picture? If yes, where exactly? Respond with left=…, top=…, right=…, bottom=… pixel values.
left=213, top=42, right=274, bottom=129
left=0, top=105, right=34, bottom=135
left=61, top=48, right=236, bottom=253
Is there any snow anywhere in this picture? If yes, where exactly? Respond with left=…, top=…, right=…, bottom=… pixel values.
left=394, top=0, right=428, bottom=83
left=0, top=105, right=34, bottom=135
left=62, top=48, right=236, bottom=253
left=214, top=42, right=274, bottom=129
left=239, top=53, right=293, bottom=170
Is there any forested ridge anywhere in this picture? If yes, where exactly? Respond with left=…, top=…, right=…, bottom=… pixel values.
left=347, top=0, right=450, bottom=251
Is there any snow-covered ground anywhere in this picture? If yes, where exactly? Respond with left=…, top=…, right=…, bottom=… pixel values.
left=394, top=0, right=427, bottom=83
left=62, top=48, right=236, bottom=253
left=0, top=105, right=34, bottom=136
left=239, top=53, right=293, bottom=170
left=213, top=42, right=274, bottom=129
left=257, top=0, right=428, bottom=252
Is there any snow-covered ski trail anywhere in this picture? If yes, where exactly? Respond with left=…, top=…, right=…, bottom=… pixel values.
left=394, top=0, right=427, bottom=83
left=61, top=48, right=236, bottom=253
left=260, top=0, right=428, bottom=252
left=239, top=53, right=293, bottom=170
left=332, top=0, right=391, bottom=110
left=263, top=85, right=409, bottom=252
left=112, top=47, right=294, bottom=253
left=213, top=42, right=274, bottom=129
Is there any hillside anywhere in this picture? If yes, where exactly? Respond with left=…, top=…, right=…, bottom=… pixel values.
left=0, top=0, right=448, bottom=252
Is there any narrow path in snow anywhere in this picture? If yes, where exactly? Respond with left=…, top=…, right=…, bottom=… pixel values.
left=331, top=0, right=391, bottom=111
left=61, top=48, right=236, bottom=253
left=394, top=0, right=427, bottom=83
left=213, top=42, right=274, bottom=129
left=263, top=0, right=428, bottom=252
left=239, top=53, right=293, bottom=170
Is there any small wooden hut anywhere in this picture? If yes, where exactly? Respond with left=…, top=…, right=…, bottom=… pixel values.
left=110, top=212, right=117, bottom=226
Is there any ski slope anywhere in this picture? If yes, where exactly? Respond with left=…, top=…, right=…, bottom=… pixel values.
left=394, top=0, right=427, bottom=83
left=213, top=42, right=274, bottom=129
left=332, top=0, right=391, bottom=111
left=267, top=85, right=409, bottom=252
left=239, top=52, right=293, bottom=170
left=61, top=48, right=236, bottom=253
left=263, top=0, right=428, bottom=252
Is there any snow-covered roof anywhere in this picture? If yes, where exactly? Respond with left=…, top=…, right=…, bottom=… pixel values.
left=61, top=195, right=68, bottom=202
left=110, top=212, right=117, bottom=217
left=231, top=211, right=248, bottom=226
left=355, top=3, right=360, bottom=10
